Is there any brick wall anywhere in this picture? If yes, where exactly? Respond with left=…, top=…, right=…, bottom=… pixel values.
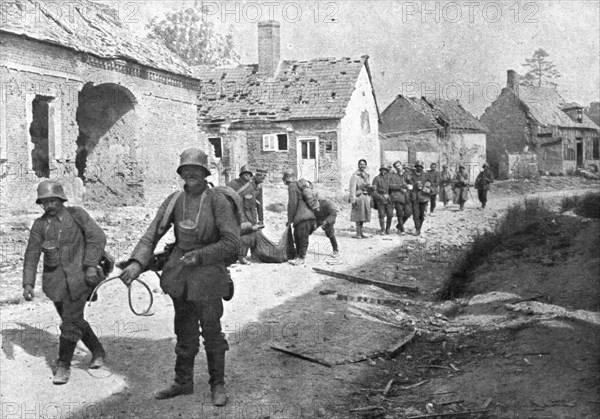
left=1, top=34, right=202, bottom=207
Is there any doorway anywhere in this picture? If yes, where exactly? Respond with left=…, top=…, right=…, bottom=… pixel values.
left=297, top=137, right=318, bottom=182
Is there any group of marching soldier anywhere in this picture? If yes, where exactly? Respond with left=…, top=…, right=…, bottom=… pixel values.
left=21, top=148, right=493, bottom=406
left=349, top=159, right=495, bottom=237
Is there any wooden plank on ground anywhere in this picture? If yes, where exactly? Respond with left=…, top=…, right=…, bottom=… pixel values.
left=270, top=344, right=333, bottom=367
left=313, top=267, right=419, bottom=294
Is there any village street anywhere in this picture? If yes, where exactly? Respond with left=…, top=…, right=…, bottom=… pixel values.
left=1, top=176, right=599, bottom=418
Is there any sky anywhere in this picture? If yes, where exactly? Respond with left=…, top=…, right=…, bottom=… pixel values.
left=112, top=0, right=599, bottom=116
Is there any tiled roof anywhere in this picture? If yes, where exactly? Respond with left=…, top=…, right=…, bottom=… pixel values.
left=426, top=98, right=488, bottom=132
left=1, top=0, right=192, bottom=77
left=380, top=95, right=486, bottom=133
left=515, top=86, right=599, bottom=130
left=193, top=56, right=370, bottom=122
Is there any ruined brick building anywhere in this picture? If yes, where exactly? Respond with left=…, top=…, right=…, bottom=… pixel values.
left=193, top=21, right=381, bottom=186
left=380, top=95, right=487, bottom=181
left=480, top=70, right=600, bottom=178
left=0, top=0, right=205, bottom=207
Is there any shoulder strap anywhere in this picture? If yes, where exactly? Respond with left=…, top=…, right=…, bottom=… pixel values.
left=235, top=181, right=251, bottom=195
left=157, top=191, right=183, bottom=236
left=66, top=206, right=84, bottom=232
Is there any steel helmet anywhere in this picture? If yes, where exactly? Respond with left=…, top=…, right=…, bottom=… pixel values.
left=239, top=165, right=254, bottom=177
left=414, top=160, right=424, bottom=168
left=282, top=168, right=296, bottom=181
left=176, top=148, right=211, bottom=176
left=36, top=180, right=68, bottom=204
left=483, top=162, right=489, bottom=168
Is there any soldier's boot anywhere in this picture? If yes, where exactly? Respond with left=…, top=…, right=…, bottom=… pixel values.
left=53, top=337, right=77, bottom=385
left=353, top=223, right=363, bottom=239
left=385, top=218, right=393, bottom=235
left=81, top=325, right=105, bottom=369
left=154, top=356, right=195, bottom=399
left=378, top=220, right=386, bottom=235
left=207, top=351, right=227, bottom=406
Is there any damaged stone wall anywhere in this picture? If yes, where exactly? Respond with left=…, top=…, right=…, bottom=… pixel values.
left=2, top=34, right=201, bottom=208
left=443, top=132, right=487, bottom=180
left=500, top=151, right=539, bottom=179
left=480, top=89, right=532, bottom=177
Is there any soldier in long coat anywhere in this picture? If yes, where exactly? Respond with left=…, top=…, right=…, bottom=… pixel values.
left=388, top=161, right=411, bottom=234
left=453, top=164, right=471, bottom=211
left=120, top=149, right=240, bottom=406
left=372, top=166, right=394, bottom=234
left=23, top=180, right=107, bottom=385
left=349, top=159, right=371, bottom=239
left=438, top=164, right=453, bottom=208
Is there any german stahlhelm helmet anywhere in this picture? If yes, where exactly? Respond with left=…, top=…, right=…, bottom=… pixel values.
left=282, top=168, right=296, bottom=181
left=36, top=180, right=68, bottom=204
left=414, top=160, right=424, bottom=168
left=239, top=165, right=254, bottom=177
left=177, top=148, right=211, bottom=177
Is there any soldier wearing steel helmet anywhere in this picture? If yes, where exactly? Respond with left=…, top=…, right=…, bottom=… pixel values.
left=282, top=168, right=317, bottom=266
left=120, top=148, right=240, bottom=406
left=474, top=163, right=494, bottom=209
left=22, top=180, right=107, bottom=385
left=227, top=165, right=260, bottom=264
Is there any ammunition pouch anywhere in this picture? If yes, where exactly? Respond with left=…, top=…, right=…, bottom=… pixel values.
left=147, top=243, right=176, bottom=272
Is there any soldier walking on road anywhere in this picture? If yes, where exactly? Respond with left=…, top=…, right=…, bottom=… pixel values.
left=475, top=163, right=494, bottom=209
left=23, top=180, right=107, bottom=385
left=407, top=161, right=432, bottom=236
left=453, top=164, right=470, bottom=211
left=120, top=149, right=240, bottom=406
left=388, top=161, right=411, bottom=234
left=427, top=163, right=441, bottom=214
left=372, top=166, right=394, bottom=235
left=282, top=169, right=317, bottom=266
left=438, top=164, right=452, bottom=208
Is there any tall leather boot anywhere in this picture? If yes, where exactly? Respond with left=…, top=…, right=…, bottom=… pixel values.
left=154, top=356, right=195, bottom=399
left=378, top=219, right=385, bottom=235
left=206, top=351, right=227, bottom=406
left=81, top=325, right=105, bottom=369
left=53, top=337, right=77, bottom=385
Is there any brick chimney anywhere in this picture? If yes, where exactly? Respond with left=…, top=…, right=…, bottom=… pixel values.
left=258, top=21, right=280, bottom=78
left=507, top=69, right=519, bottom=96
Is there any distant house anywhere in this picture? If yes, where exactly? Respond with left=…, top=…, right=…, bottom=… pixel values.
left=480, top=70, right=600, bottom=177
left=380, top=95, right=487, bottom=180
left=193, top=21, right=381, bottom=186
left=0, top=0, right=203, bottom=206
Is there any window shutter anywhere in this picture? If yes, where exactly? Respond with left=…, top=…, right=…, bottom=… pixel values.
left=263, top=134, right=276, bottom=151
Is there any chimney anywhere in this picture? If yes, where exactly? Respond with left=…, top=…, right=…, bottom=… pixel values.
left=258, top=21, right=280, bottom=78
left=507, top=69, right=519, bottom=96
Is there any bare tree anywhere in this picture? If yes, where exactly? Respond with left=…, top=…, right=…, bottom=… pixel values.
left=146, top=5, right=239, bottom=67
left=521, top=49, right=561, bottom=88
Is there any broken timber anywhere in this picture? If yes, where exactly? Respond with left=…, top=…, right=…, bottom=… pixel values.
left=312, top=268, right=419, bottom=294
left=270, top=344, right=333, bottom=367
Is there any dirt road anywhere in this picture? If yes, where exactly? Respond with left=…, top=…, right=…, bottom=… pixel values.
left=1, top=178, right=598, bottom=418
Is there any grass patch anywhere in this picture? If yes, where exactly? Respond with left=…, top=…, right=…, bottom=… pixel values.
left=437, top=198, right=553, bottom=301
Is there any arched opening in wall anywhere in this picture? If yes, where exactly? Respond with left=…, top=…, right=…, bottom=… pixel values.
left=30, top=96, right=52, bottom=178
left=76, top=83, right=141, bottom=205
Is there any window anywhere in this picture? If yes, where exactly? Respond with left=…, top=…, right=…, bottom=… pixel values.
left=301, top=140, right=316, bottom=159
left=593, top=138, right=600, bottom=160
left=262, top=133, right=288, bottom=151
left=565, top=146, right=576, bottom=161
left=209, top=137, right=222, bottom=158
